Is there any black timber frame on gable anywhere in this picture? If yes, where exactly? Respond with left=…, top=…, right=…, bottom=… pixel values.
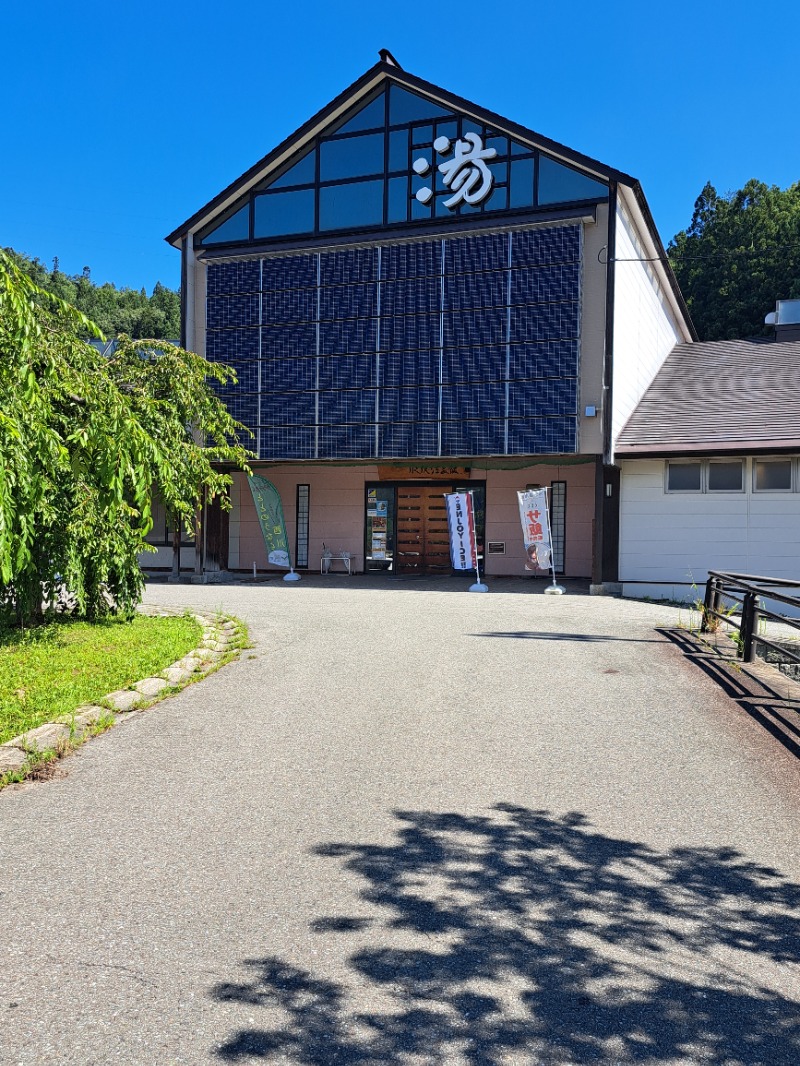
left=167, top=60, right=630, bottom=245
left=194, top=87, right=612, bottom=250
left=166, top=58, right=695, bottom=338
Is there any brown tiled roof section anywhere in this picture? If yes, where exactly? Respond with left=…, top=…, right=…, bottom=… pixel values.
left=616, top=337, right=800, bottom=454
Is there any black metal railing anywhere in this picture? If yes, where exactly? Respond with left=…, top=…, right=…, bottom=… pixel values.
left=702, top=571, right=800, bottom=664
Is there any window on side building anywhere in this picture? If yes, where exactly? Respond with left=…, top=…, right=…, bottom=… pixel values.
left=754, top=459, right=793, bottom=491
left=666, top=461, right=702, bottom=492
left=707, top=460, right=744, bottom=492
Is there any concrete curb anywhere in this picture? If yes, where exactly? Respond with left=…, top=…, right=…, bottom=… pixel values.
left=0, top=609, right=246, bottom=780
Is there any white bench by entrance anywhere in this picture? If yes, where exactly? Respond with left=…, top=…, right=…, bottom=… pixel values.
left=321, top=551, right=355, bottom=575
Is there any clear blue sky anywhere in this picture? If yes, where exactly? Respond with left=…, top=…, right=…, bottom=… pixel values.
left=2, top=0, right=798, bottom=293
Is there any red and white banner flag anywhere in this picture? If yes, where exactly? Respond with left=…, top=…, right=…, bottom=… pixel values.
left=444, top=491, right=478, bottom=571
left=517, top=488, right=553, bottom=571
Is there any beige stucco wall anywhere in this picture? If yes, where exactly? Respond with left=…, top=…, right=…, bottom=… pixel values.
left=192, top=254, right=207, bottom=359
left=578, top=205, right=608, bottom=457
left=230, top=460, right=595, bottom=578
left=483, top=461, right=594, bottom=577
left=233, top=465, right=378, bottom=574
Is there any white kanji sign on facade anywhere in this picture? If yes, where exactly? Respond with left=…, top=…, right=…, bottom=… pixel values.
left=413, top=133, right=497, bottom=209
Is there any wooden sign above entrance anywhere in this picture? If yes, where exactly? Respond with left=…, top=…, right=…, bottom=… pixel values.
left=378, top=465, right=471, bottom=481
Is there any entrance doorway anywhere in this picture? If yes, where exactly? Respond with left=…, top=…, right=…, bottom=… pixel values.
left=396, top=485, right=452, bottom=575
left=364, top=481, right=486, bottom=575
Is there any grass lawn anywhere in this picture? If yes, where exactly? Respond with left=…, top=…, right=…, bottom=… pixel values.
left=0, top=614, right=202, bottom=744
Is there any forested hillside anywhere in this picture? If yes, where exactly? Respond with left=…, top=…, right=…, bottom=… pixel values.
left=3, top=248, right=180, bottom=340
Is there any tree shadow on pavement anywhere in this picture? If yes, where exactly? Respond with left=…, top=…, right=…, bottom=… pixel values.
left=210, top=805, right=800, bottom=1064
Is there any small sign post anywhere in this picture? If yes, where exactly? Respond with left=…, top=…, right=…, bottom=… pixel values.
left=444, top=490, right=487, bottom=593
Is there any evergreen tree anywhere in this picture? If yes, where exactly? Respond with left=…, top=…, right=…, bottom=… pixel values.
left=669, top=180, right=800, bottom=340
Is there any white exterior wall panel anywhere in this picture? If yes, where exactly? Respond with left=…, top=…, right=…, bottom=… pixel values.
left=620, top=459, right=800, bottom=609
left=612, top=202, right=682, bottom=448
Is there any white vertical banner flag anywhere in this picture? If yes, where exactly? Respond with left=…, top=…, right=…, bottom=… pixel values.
left=444, top=491, right=478, bottom=571
left=517, top=488, right=553, bottom=571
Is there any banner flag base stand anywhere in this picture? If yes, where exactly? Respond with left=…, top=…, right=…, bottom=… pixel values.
left=469, top=553, right=488, bottom=593
left=283, top=568, right=301, bottom=583
left=544, top=583, right=565, bottom=595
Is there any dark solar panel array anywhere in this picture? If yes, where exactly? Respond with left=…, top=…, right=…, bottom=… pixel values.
left=206, top=224, right=581, bottom=459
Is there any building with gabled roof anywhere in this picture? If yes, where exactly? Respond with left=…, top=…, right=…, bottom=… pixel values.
left=616, top=319, right=800, bottom=601
left=162, top=52, right=694, bottom=581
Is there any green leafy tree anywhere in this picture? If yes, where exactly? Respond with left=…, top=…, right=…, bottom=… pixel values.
left=668, top=179, right=800, bottom=340
left=0, top=250, right=251, bottom=626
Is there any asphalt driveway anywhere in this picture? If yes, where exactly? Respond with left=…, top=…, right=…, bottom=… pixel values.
left=1, top=577, right=799, bottom=1064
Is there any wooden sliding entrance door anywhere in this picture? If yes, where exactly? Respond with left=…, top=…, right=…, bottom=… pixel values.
left=396, top=485, right=453, bottom=575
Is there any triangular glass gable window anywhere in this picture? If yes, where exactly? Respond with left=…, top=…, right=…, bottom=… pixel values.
left=335, top=91, right=386, bottom=135
left=266, top=149, right=316, bottom=190
left=389, top=84, right=454, bottom=124
left=538, top=156, right=608, bottom=205
left=511, top=138, right=534, bottom=155
left=198, top=83, right=608, bottom=246
left=202, top=203, right=249, bottom=244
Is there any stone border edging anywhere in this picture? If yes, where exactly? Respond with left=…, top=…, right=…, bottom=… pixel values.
left=0, top=609, right=246, bottom=781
